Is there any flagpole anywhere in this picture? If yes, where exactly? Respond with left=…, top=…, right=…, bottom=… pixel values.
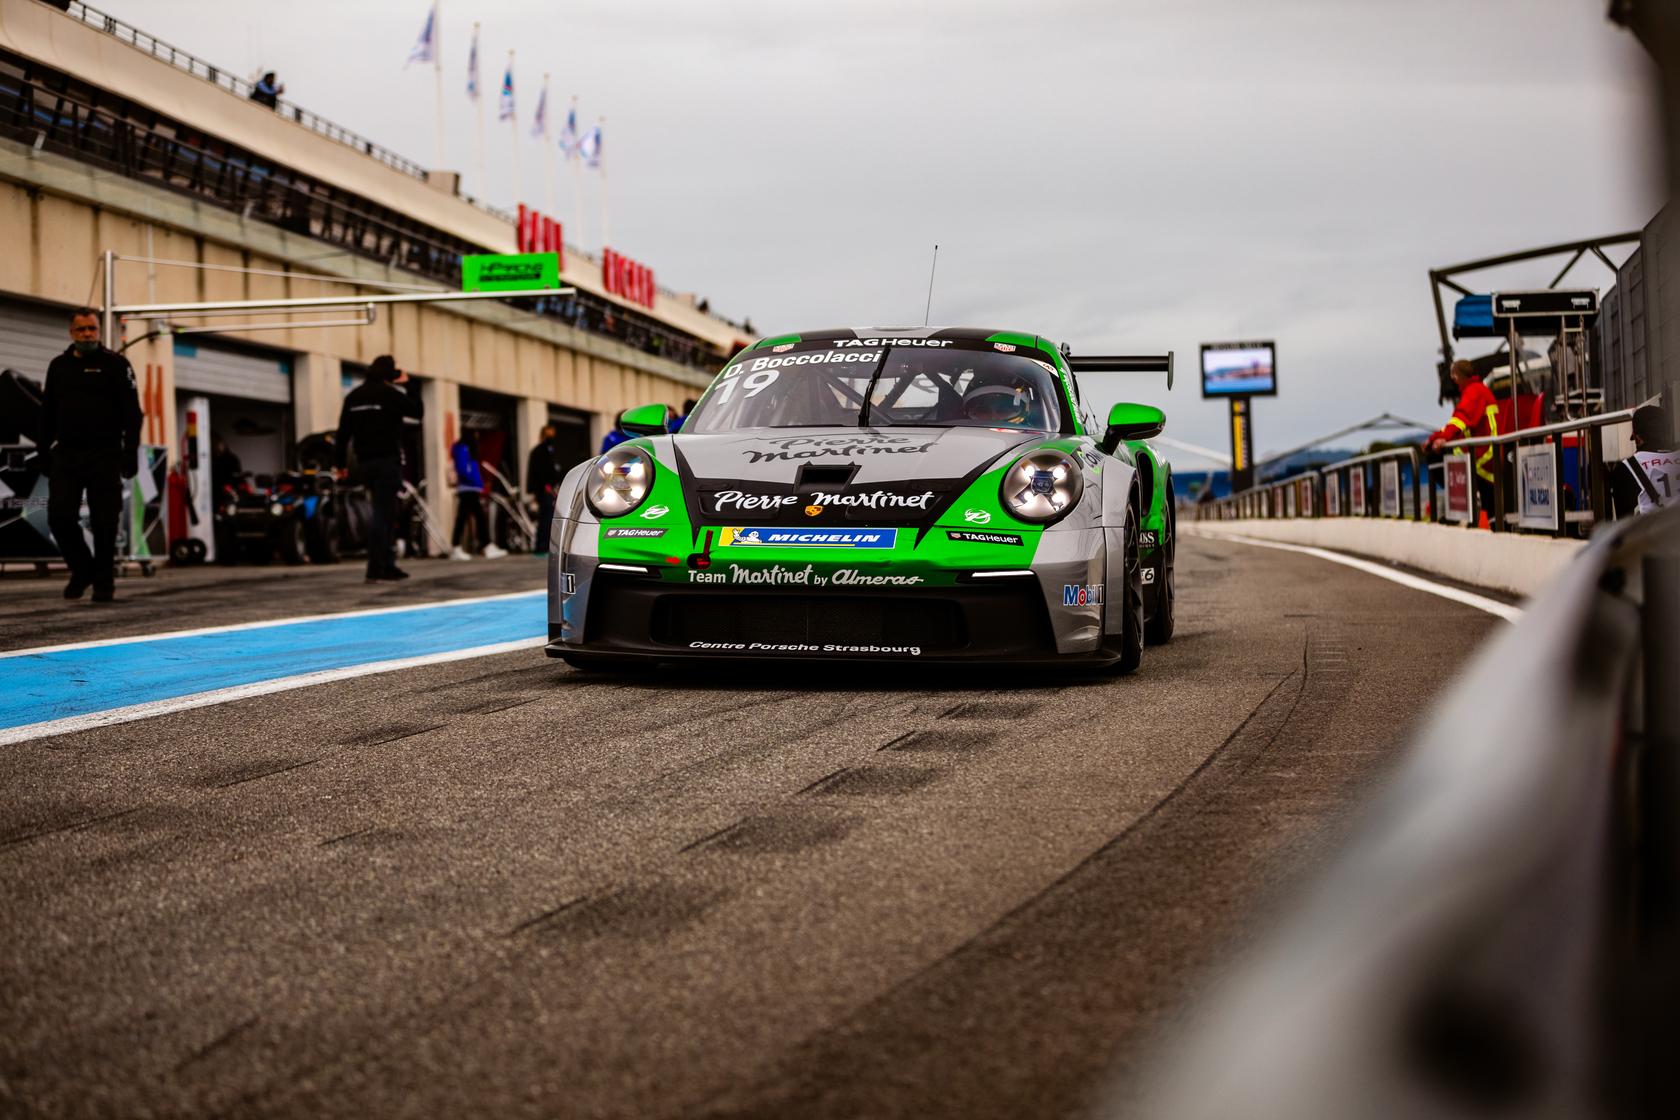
left=508, top=50, right=521, bottom=209
left=472, top=21, right=484, bottom=201
left=569, top=95, right=583, bottom=250
left=597, top=116, right=609, bottom=249
left=432, top=1, right=444, bottom=171
left=541, top=73, right=555, bottom=219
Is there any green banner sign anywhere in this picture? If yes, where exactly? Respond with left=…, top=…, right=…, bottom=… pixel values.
left=461, top=252, right=560, bottom=292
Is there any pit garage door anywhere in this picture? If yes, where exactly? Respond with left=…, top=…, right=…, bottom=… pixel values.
left=0, top=300, right=71, bottom=384
left=173, top=340, right=292, bottom=404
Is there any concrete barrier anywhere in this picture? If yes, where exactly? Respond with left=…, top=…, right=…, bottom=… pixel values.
left=1184, top=518, right=1586, bottom=599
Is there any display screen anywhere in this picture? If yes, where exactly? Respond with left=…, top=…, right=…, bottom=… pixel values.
left=1200, top=342, right=1277, bottom=398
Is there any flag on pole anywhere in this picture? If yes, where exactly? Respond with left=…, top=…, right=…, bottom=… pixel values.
left=466, top=24, right=480, bottom=99
left=559, top=104, right=579, bottom=158
left=407, top=3, right=436, bottom=66
left=530, top=82, right=549, bottom=139
left=579, top=123, right=602, bottom=168
left=498, top=60, right=516, bottom=121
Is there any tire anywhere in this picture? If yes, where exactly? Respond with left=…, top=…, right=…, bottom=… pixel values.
left=307, top=513, right=340, bottom=565
left=278, top=518, right=308, bottom=566
left=1109, top=509, right=1145, bottom=675
left=1146, top=561, right=1175, bottom=645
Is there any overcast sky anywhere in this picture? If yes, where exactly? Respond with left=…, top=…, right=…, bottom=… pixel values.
left=119, top=0, right=1663, bottom=460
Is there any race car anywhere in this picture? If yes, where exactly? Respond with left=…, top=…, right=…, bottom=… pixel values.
left=546, top=327, right=1176, bottom=671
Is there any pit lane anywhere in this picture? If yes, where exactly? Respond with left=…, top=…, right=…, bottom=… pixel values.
left=0, top=536, right=1497, bottom=1119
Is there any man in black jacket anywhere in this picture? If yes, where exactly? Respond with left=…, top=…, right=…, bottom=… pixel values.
left=335, top=355, right=423, bottom=582
left=42, top=308, right=143, bottom=603
left=525, top=424, right=562, bottom=555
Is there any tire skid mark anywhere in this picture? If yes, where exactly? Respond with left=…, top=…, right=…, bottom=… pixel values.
left=339, top=723, right=446, bottom=749
left=173, top=1015, right=259, bottom=1074
left=508, top=893, right=595, bottom=938
left=211, top=756, right=322, bottom=790
left=0, top=805, right=142, bottom=851
left=319, top=826, right=378, bottom=848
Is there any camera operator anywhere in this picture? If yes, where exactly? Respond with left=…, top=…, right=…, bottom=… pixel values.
left=335, top=355, right=423, bottom=582
left=41, top=307, right=143, bottom=603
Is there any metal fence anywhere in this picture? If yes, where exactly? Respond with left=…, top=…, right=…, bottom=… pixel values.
left=1138, top=504, right=1680, bottom=1119
left=1197, top=410, right=1639, bottom=537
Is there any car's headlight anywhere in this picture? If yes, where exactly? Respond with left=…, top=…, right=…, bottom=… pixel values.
left=1000, top=448, right=1083, bottom=523
left=586, top=445, right=656, bottom=518
left=270, top=502, right=285, bottom=516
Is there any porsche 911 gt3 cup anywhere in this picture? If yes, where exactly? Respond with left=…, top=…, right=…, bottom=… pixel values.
left=546, top=327, right=1176, bottom=671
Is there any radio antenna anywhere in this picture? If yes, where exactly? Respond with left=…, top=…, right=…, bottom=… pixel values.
left=923, top=244, right=940, bottom=326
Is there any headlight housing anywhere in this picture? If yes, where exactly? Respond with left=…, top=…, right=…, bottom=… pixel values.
left=1000, top=448, right=1083, bottom=524
left=586, top=445, right=656, bottom=518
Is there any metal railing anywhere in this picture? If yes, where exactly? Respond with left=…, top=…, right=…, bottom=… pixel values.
left=1438, top=406, right=1639, bottom=535
left=1138, top=504, right=1680, bottom=1118
left=1198, top=410, right=1641, bottom=537
left=1199, top=446, right=1424, bottom=523
left=64, top=2, right=431, bottom=182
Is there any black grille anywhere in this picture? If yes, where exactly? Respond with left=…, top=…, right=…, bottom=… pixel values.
left=652, top=595, right=966, bottom=650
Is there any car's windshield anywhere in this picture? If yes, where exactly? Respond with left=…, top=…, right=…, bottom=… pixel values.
left=682, top=341, right=1066, bottom=433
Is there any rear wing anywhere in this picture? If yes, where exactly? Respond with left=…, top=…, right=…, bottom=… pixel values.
left=1065, top=353, right=1174, bottom=391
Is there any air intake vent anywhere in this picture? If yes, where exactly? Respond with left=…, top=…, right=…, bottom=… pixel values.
left=795, top=463, right=859, bottom=487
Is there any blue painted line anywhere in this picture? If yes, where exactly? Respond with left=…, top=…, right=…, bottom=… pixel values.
left=1, top=592, right=547, bottom=732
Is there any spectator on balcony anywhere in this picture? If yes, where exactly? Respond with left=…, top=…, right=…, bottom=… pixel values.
left=1612, top=404, right=1676, bottom=517
left=250, top=72, right=283, bottom=110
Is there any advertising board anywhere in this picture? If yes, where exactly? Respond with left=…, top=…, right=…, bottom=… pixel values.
left=1443, top=455, right=1473, bottom=523
left=461, top=252, right=561, bottom=292
left=1350, top=467, right=1365, bottom=514
left=1517, top=444, right=1559, bottom=531
left=1325, top=475, right=1340, bottom=516
left=1379, top=460, right=1401, bottom=518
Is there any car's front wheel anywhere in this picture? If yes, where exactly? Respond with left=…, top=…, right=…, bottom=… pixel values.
left=1108, top=510, right=1144, bottom=675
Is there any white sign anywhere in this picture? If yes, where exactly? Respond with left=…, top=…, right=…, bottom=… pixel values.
left=1379, top=460, right=1401, bottom=518
left=1350, top=468, right=1365, bottom=514
left=1517, top=444, right=1559, bottom=531
left=1325, top=476, right=1340, bottom=516
left=1443, top=455, right=1473, bottom=524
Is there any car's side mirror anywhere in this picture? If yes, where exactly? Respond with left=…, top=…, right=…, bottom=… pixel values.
left=619, top=403, right=673, bottom=436
left=1102, top=402, right=1165, bottom=453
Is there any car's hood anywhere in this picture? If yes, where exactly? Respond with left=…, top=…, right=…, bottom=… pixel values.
left=668, top=426, right=1047, bottom=526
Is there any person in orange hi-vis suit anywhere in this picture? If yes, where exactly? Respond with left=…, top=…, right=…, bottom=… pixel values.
left=1427, top=359, right=1501, bottom=522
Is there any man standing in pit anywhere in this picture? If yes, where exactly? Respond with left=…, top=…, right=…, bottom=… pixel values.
left=335, top=355, right=423, bottom=582
left=525, top=424, right=561, bottom=556
left=1426, top=359, right=1501, bottom=521
left=42, top=307, right=143, bottom=603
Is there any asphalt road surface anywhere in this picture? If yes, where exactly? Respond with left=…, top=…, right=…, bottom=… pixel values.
left=0, top=537, right=1499, bottom=1119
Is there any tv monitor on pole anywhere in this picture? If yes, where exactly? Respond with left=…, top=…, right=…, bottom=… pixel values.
left=1200, top=341, right=1277, bottom=399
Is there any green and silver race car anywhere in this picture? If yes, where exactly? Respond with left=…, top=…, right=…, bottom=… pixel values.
left=546, top=327, right=1176, bottom=671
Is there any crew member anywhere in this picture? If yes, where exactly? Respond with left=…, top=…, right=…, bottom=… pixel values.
left=1426, top=359, right=1501, bottom=520
left=335, top=355, right=422, bottom=582
left=1611, top=403, right=1676, bottom=517
left=42, top=307, right=143, bottom=603
left=526, top=424, right=561, bottom=555
left=600, top=410, right=631, bottom=454
left=449, top=432, right=501, bottom=560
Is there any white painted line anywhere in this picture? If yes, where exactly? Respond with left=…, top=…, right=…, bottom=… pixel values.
left=0, top=589, right=544, bottom=660
left=0, top=636, right=548, bottom=747
left=1198, top=531, right=1523, bottom=622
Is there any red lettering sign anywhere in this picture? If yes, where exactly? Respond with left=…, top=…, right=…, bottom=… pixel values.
left=601, top=246, right=656, bottom=309
left=515, top=204, right=564, bottom=256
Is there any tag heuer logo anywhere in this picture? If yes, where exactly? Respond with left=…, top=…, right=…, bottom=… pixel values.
left=805, top=505, right=823, bottom=517
left=963, top=508, right=991, bottom=524
left=640, top=504, right=670, bottom=519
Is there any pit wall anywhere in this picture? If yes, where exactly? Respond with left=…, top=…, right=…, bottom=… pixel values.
left=1183, top=518, right=1586, bottom=599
